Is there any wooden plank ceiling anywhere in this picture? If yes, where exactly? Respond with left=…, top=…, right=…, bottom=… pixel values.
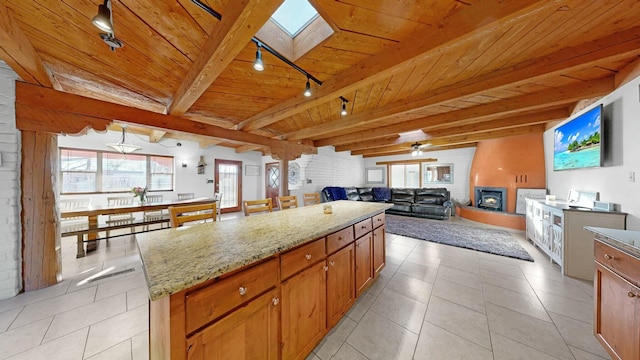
left=1, top=0, right=640, bottom=158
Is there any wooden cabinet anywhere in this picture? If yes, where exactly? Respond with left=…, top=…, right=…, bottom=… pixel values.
left=326, top=244, right=355, bottom=328
left=355, top=233, right=373, bottom=297
left=281, top=261, right=327, bottom=360
left=594, top=239, right=640, bottom=360
left=186, top=289, right=279, bottom=360
left=525, top=199, right=626, bottom=280
left=372, top=225, right=385, bottom=277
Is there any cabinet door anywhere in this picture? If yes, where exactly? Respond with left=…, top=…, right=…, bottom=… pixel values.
left=355, top=233, right=373, bottom=297
left=327, top=244, right=355, bottom=329
left=186, top=289, right=279, bottom=360
left=281, top=261, right=327, bottom=360
left=372, top=226, right=385, bottom=277
left=594, top=262, right=640, bottom=360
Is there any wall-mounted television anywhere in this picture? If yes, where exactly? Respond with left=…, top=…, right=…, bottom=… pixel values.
left=553, top=104, right=603, bottom=171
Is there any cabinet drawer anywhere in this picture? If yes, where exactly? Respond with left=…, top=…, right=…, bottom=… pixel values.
left=595, top=239, right=640, bottom=286
left=327, top=226, right=354, bottom=254
left=372, top=212, right=385, bottom=229
left=354, top=218, right=373, bottom=239
left=281, top=238, right=326, bottom=280
left=186, top=258, right=278, bottom=334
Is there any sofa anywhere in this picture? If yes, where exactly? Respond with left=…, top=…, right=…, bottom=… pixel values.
left=321, top=186, right=451, bottom=220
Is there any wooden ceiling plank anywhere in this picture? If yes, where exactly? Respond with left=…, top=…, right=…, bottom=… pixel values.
left=237, top=0, right=551, bottom=131
left=292, top=26, right=640, bottom=143
left=16, top=82, right=315, bottom=157
left=0, top=3, right=55, bottom=87
left=235, top=144, right=264, bottom=153
left=314, top=77, right=613, bottom=147
left=168, top=0, right=284, bottom=115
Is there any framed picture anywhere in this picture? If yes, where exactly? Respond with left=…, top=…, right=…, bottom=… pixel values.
left=245, top=165, right=260, bottom=176
left=515, top=188, right=547, bottom=214
left=365, top=167, right=385, bottom=184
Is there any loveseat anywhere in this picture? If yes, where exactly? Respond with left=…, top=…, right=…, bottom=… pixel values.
left=321, top=186, right=451, bottom=220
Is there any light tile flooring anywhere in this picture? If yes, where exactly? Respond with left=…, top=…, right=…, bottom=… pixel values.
left=0, top=215, right=610, bottom=360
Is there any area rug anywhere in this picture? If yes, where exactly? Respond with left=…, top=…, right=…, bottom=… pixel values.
left=385, top=214, right=534, bottom=261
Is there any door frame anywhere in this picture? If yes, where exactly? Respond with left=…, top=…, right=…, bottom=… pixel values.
left=214, top=159, right=243, bottom=213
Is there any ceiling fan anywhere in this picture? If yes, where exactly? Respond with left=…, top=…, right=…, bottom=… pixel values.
left=410, top=142, right=431, bottom=156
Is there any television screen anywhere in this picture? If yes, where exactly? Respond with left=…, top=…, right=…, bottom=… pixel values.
left=553, top=104, right=603, bottom=171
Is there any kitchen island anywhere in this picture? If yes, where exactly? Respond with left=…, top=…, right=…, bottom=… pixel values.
left=137, top=200, right=391, bottom=360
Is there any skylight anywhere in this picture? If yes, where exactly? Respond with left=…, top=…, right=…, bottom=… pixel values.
left=270, top=0, right=318, bottom=37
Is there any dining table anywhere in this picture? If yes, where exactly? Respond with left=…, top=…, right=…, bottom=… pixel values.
left=61, top=196, right=216, bottom=254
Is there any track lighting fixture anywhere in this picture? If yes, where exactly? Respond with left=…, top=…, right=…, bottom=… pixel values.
left=253, top=43, right=264, bottom=71
left=92, top=0, right=123, bottom=51
left=339, top=96, right=349, bottom=116
left=92, top=0, right=113, bottom=33
left=411, top=142, right=423, bottom=157
left=304, top=76, right=312, bottom=97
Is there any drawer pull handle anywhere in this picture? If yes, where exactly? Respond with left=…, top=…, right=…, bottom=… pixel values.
left=272, top=297, right=279, bottom=305
left=329, top=260, right=335, bottom=266
left=305, top=254, right=312, bottom=260
left=628, top=292, right=637, bottom=298
left=238, top=286, right=247, bottom=296
left=604, top=254, right=614, bottom=260
left=361, top=225, right=367, bottom=229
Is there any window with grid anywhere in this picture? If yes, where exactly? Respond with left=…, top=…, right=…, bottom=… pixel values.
left=60, top=148, right=174, bottom=194
left=389, top=163, right=420, bottom=188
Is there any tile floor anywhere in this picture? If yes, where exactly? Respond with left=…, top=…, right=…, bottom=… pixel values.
left=0, top=215, right=610, bottom=360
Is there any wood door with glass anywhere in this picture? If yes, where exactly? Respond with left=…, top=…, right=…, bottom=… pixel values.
left=265, top=162, right=279, bottom=209
left=214, top=159, right=242, bottom=213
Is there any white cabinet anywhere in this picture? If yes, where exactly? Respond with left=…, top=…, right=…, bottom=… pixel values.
left=525, top=199, right=626, bottom=280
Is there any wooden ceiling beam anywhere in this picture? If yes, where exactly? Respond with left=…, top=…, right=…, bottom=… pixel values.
left=15, top=82, right=315, bottom=158
left=0, top=4, right=58, bottom=88
left=361, top=144, right=477, bottom=158
left=237, top=0, right=549, bottom=131
left=352, top=124, right=545, bottom=156
left=148, top=130, right=166, bottom=143
left=294, top=25, right=640, bottom=143
left=168, top=0, right=284, bottom=115
left=235, top=144, right=264, bottom=153
left=316, top=77, right=613, bottom=148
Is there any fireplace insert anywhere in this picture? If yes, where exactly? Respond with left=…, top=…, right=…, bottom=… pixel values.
left=474, top=187, right=507, bottom=212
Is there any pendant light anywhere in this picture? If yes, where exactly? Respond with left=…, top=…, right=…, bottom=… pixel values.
left=106, top=126, right=142, bottom=154
left=92, top=0, right=113, bottom=33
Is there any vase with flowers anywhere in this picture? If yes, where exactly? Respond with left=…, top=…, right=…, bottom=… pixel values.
left=132, top=186, right=147, bottom=203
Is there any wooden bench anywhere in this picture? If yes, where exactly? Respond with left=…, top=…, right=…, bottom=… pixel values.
left=62, top=216, right=171, bottom=258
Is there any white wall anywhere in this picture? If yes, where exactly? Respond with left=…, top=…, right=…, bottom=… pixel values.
left=58, top=130, right=264, bottom=209
left=0, top=62, right=21, bottom=299
left=363, top=147, right=476, bottom=203
left=544, top=75, right=640, bottom=230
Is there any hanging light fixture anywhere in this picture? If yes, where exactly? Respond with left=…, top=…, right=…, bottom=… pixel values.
left=304, top=76, right=312, bottom=97
left=339, top=96, right=349, bottom=116
left=253, top=43, right=264, bottom=71
left=92, top=0, right=124, bottom=51
left=106, top=126, right=142, bottom=154
left=411, top=142, right=423, bottom=157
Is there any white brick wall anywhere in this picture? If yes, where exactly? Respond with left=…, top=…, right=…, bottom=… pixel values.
left=0, top=61, right=21, bottom=299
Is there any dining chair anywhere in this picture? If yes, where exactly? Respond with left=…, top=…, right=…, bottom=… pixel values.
left=169, top=202, right=217, bottom=227
left=243, top=198, right=273, bottom=216
left=106, top=196, right=135, bottom=239
left=213, top=192, right=223, bottom=221
left=143, top=194, right=166, bottom=231
left=277, top=195, right=298, bottom=210
left=59, top=198, right=91, bottom=235
left=177, top=193, right=195, bottom=200
left=303, top=192, right=321, bottom=206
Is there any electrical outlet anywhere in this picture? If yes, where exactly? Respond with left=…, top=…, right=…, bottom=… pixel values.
left=630, top=171, right=636, bottom=183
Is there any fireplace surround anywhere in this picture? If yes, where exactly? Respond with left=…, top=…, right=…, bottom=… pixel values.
left=475, top=186, right=507, bottom=212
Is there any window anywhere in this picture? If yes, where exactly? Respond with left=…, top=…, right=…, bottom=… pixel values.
left=60, top=148, right=174, bottom=194
left=390, top=163, right=420, bottom=188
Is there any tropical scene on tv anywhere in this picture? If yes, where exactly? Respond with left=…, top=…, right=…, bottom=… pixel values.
left=553, top=106, right=601, bottom=171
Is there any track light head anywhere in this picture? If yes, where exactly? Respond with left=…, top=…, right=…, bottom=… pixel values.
left=340, top=96, right=348, bottom=116
left=304, top=77, right=312, bottom=97
left=253, top=45, right=264, bottom=71
left=92, top=0, right=113, bottom=33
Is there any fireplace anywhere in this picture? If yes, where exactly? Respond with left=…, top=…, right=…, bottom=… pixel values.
left=475, top=187, right=507, bottom=212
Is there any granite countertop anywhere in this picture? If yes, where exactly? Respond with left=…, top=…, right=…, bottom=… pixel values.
left=585, top=226, right=640, bottom=258
left=136, top=200, right=392, bottom=301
